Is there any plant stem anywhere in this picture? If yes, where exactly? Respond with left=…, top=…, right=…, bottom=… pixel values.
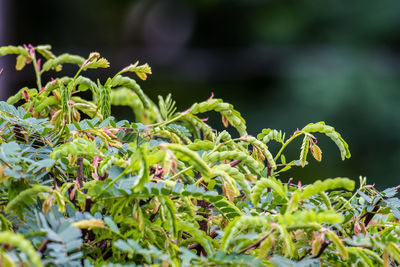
left=96, top=170, right=127, bottom=199
left=77, top=157, right=84, bottom=188
left=210, top=138, right=246, bottom=154
left=274, top=131, right=303, bottom=162
left=148, top=112, right=187, bottom=128
left=32, top=57, right=42, bottom=90
left=238, top=230, right=273, bottom=254
left=336, top=191, right=359, bottom=213
left=168, top=166, right=193, bottom=180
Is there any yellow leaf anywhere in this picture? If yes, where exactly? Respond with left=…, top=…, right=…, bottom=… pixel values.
left=326, top=230, right=348, bottom=260
left=135, top=72, right=148, bottom=80
left=133, top=63, right=152, bottom=80
left=0, top=250, right=16, bottom=267
left=15, top=55, right=27, bottom=70
left=222, top=115, right=229, bottom=128
left=222, top=178, right=235, bottom=202
left=310, top=143, right=322, bottom=162
left=72, top=219, right=105, bottom=229
left=257, top=235, right=274, bottom=259
left=311, top=233, right=323, bottom=256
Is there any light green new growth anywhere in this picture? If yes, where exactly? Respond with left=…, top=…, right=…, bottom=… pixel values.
left=0, top=232, right=43, bottom=267
left=301, top=178, right=355, bottom=200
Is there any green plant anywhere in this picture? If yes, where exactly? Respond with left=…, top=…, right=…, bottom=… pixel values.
left=0, top=44, right=399, bottom=266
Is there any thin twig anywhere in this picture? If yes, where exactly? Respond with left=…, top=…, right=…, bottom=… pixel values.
left=312, top=240, right=331, bottom=258
left=238, top=232, right=269, bottom=254
left=37, top=239, right=49, bottom=253
left=77, top=157, right=83, bottom=188
left=230, top=159, right=242, bottom=167
left=85, top=196, right=92, bottom=212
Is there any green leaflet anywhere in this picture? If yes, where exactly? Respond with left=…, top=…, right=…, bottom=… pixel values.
left=257, top=128, right=285, bottom=144
left=347, top=247, right=374, bottom=267
left=154, top=128, right=184, bottom=144
left=274, top=219, right=294, bottom=258
left=301, top=178, right=355, bottom=200
left=326, top=131, right=351, bottom=161
left=302, top=121, right=351, bottom=160
left=325, top=230, right=348, bottom=260
left=216, top=130, right=232, bottom=143
left=99, top=81, right=111, bottom=119
left=0, top=250, right=15, bottom=267
left=181, top=113, right=215, bottom=141
left=41, top=53, right=85, bottom=72
left=190, top=98, right=247, bottom=136
left=285, top=191, right=301, bottom=213
left=212, top=167, right=240, bottom=201
left=50, top=137, right=97, bottom=160
left=0, top=213, right=12, bottom=231
left=7, top=87, right=28, bottom=105
left=246, top=136, right=276, bottom=169
left=159, top=195, right=177, bottom=238
left=82, top=56, right=109, bottom=70
left=6, top=185, right=52, bottom=214
left=33, top=96, right=58, bottom=113
left=299, top=135, right=309, bottom=167
left=158, top=94, right=177, bottom=120
left=318, top=191, right=332, bottom=210
left=221, top=215, right=270, bottom=252
left=165, top=143, right=212, bottom=179
left=74, top=76, right=98, bottom=96
left=0, top=231, right=43, bottom=267
left=35, top=45, right=56, bottom=60
left=386, top=242, right=400, bottom=264
left=252, top=177, right=287, bottom=205
left=99, top=156, right=119, bottom=176
left=60, top=82, right=72, bottom=123
left=0, top=45, right=29, bottom=57
left=16, top=54, right=27, bottom=70
left=206, top=151, right=263, bottom=175
left=164, top=125, right=192, bottom=144
left=137, top=182, right=242, bottom=219
left=110, top=75, right=150, bottom=109
left=131, top=143, right=150, bottom=192
left=214, top=164, right=252, bottom=202
left=40, top=77, right=72, bottom=97
left=187, top=140, right=214, bottom=151
left=113, top=239, right=172, bottom=264
left=72, top=97, right=100, bottom=118
left=282, top=210, right=343, bottom=225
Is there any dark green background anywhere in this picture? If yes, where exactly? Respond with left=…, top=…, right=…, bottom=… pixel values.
left=1, top=0, right=399, bottom=188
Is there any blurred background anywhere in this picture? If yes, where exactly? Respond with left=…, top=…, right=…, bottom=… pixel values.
left=0, top=0, right=399, bottom=188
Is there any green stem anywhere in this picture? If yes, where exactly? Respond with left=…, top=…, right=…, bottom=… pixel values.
left=148, top=112, right=187, bottom=128
left=274, top=131, right=303, bottom=162
left=318, top=192, right=332, bottom=210
left=96, top=170, right=127, bottom=199
left=32, top=57, right=42, bottom=90
left=168, top=166, right=193, bottom=180
left=73, top=64, right=86, bottom=82
left=210, top=138, right=246, bottom=154
left=195, top=177, right=204, bottom=186
left=336, top=191, right=359, bottom=213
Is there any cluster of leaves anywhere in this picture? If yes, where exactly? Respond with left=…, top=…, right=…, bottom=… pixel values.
left=0, top=44, right=399, bottom=266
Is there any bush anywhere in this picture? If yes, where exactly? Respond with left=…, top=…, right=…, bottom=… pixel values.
left=0, top=44, right=399, bottom=266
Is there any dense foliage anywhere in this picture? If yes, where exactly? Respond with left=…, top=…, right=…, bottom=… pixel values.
left=0, top=44, right=399, bottom=266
